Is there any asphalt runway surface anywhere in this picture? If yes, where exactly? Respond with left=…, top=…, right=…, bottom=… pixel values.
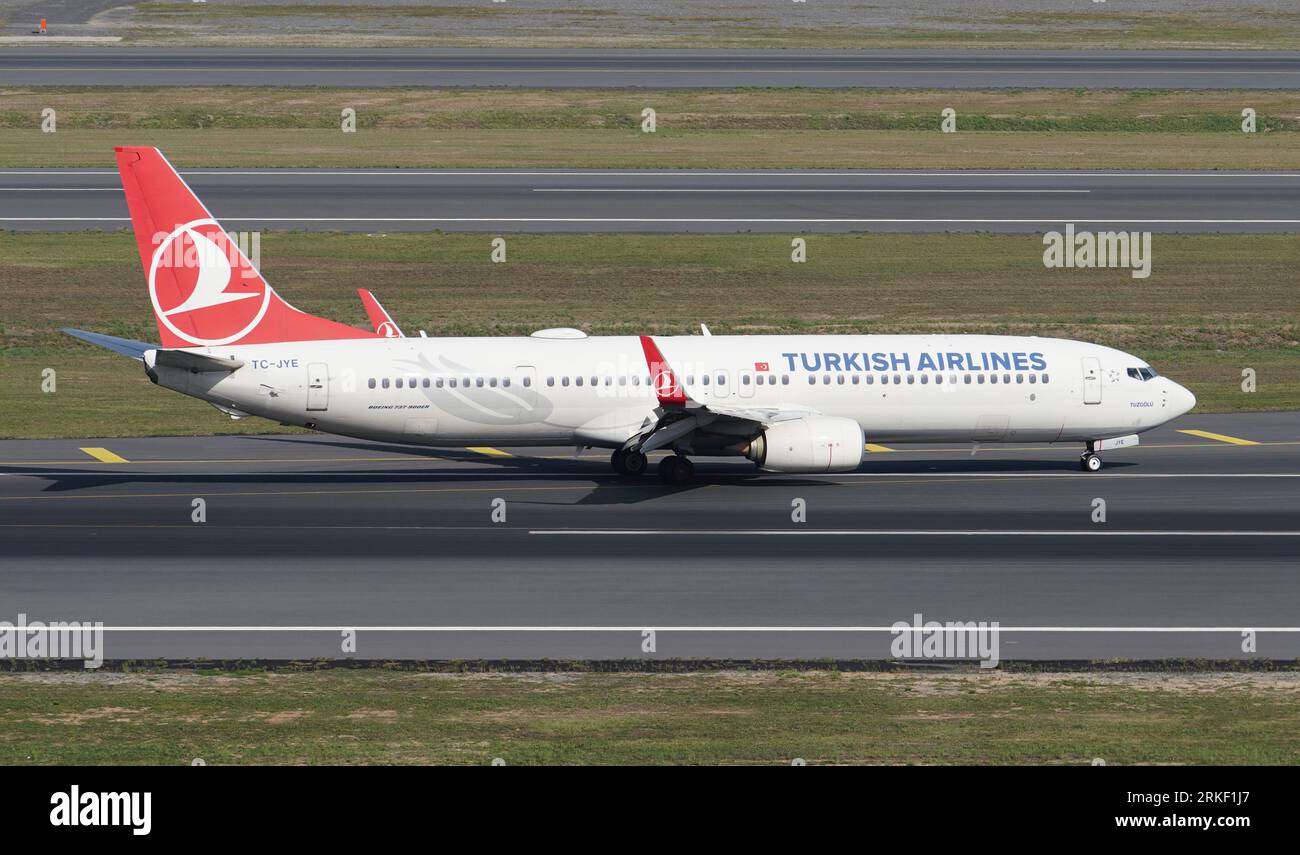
left=2, top=48, right=1299, bottom=88
left=1, top=411, right=1296, bottom=662
left=4, top=168, right=1299, bottom=234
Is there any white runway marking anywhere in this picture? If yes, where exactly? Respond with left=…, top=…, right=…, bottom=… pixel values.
left=533, top=188, right=1091, bottom=194
left=529, top=529, right=1300, bottom=537
left=49, top=625, right=1300, bottom=633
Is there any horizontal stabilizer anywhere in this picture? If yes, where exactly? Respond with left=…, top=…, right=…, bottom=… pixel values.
left=150, top=349, right=244, bottom=373
left=62, top=327, right=157, bottom=360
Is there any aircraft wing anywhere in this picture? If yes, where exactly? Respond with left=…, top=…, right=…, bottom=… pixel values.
left=629, top=336, right=819, bottom=451
left=705, top=403, right=819, bottom=426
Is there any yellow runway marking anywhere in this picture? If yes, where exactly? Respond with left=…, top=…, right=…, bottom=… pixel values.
left=78, top=447, right=128, bottom=463
left=1176, top=429, right=1261, bottom=446
left=864, top=443, right=895, bottom=453
left=465, top=446, right=513, bottom=457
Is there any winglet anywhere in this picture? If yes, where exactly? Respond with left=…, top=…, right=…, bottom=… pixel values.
left=357, top=288, right=404, bottom=338
left=639, top=335, right=689, bottom=408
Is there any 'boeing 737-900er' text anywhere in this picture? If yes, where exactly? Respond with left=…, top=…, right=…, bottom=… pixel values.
left=64, top=148, right=1196, bottom=485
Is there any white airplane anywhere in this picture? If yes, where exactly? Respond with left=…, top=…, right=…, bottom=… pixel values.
left=66, top=147, right=1196, bottom=485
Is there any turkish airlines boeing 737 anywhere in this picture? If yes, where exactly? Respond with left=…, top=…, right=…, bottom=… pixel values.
left=65, top=147, right=1196, bottom=485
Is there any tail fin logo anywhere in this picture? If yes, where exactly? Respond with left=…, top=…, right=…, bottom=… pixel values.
left=377, top=321, right=401, bottom=338
left=147, top=219, right=270, bottom=346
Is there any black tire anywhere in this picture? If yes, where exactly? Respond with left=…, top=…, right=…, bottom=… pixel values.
left=610, top=449, right=627, bottom=473
left=621, top=449, right=647, bottom=477
left=1081, top=453, right=1102, bottom=472
left=657, top=455, right=693, bottom=486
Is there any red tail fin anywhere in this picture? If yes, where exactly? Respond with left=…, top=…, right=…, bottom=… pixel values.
left=115, top=146, right=375, bottom=347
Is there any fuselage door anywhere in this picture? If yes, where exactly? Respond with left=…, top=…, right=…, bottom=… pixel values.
left=1082, top=357, right=1102, bottom=405
left=738, top=368, right=755, bottom=398
left=514, top=365, right=537, bottom=410
left=713, top=369, right=730, bottom=398
left=306, top=362, right=329, bottom=411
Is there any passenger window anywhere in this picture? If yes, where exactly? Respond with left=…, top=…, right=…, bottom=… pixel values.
left=396, top=378, right=404, bottom=389
left=605, top=376, right=612, bottom=386
left=963, top=374, right=971, bottom=384
left=462, top=376, right=470, bottom=387
left=851, top=375, right=860, bottom=385
left=808, top=375, right=816, bottom=385
left=367, top=378, right=376, bottom=389
left=893, top=374, right=901, bottom=384
left=436, top=378, right=444, bottom=388
left=836, top=375, right=845, bottom=385
left=936, top=374, right=943, bottom=385
left=990, top=374, right=998, bottom=384
left=782, top=375, right=789, bottom=385
left=382, top=378, right=390, bottom=389
left=865, top=375, right=874, bottom=385
left=562, top=377, right=570, bottom=387
left=977, top=374, right=985, bottom=384
left=575, top=376, right=583, bottom=386
left=701, top=375, right=709, bottom=386
left=449, top=378, right=457, bottom=388
left=503, top=377, right=511, bottom=387
left=590, top=376, right=598, bottom=386
left=906, top=374, right=914, bottom=384
left=716, top=374, right=725, bottom=385
left=632, top=375, right=641, bottom=386
left=921, top=374, right=929, bottom=385
left=1016, top=374, right=1023, bottom=384
left=1028, top=374, right=1036, bottom=384
left=1042, top=374, right=1050, bottom=384
left=475, top=377, right=484, bottom=388
left=546, top=377, right=554, bottom=387
left=1003, top=373, right=1011, bottom=384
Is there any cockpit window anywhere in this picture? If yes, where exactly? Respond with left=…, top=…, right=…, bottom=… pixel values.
left=1127, top=366, right=1159, bottom=382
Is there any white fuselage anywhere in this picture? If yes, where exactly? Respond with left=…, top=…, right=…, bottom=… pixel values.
left=147, top=333, right=1196, bottom=450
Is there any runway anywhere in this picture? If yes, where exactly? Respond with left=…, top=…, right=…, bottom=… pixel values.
left=1, top=411, right=1296, bottom=662
left=4, top=168, right=1299, bottom=233
left=2, top=48, right=1299, bottom=89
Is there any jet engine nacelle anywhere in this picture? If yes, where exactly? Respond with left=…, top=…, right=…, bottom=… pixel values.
left=744, top=416, right=865, bottom=473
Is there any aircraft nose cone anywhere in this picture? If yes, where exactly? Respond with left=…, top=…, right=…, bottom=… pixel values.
left=1174, top=382, right=1196, bottom=416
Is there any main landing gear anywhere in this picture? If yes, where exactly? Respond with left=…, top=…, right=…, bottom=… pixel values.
left=611, top=448, right=694, bottom=485
left=657, top=454, right=694, bottom=486
left=610, top=448, right=648, bottom=477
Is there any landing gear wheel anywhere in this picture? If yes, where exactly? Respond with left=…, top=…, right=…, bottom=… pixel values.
left=1080, top=452, right=1102, bottom=472
left=657, top=454, right=694, bottom=486
left=612, top=448, right=647, bottom=477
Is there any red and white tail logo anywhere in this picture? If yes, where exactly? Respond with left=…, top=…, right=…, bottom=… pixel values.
left=116, top=146, right=375, bottom=348
left=639, top=335, right=689, bottom=408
